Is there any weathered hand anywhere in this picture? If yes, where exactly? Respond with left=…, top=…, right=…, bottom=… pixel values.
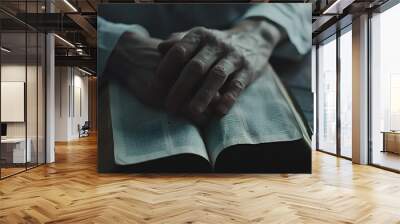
left=105, top=31, right=165, bottom=109
left=153, top=19, right=284, bottom=123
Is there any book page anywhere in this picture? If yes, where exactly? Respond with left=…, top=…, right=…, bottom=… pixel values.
left=203, top=65, right=309, bottom=166
left=108, top=81, right=210, bottom=166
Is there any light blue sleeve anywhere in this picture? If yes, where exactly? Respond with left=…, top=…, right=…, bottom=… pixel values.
left=242, top=3, right=312, bottom=60
left=97, top=17, right=150, bottom=76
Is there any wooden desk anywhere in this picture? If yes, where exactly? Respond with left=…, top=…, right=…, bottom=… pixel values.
left=382, top=131, right=400, bottom=154
left=1, top=138, right=32, bottom=163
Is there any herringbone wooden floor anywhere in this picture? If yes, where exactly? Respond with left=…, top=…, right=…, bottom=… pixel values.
left=1, top=134, right=400, bottom=224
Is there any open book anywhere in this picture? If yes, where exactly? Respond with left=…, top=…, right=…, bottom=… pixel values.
left=107, top=64, right=311, bottom=173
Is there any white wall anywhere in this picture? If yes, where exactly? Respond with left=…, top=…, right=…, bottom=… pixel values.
left=1, top=63, right=46, bottom=164
left=55, top=66, right=69, bottom=141
left=54, top=67, right=89, bottom=141
left=1, top=65, right=27, bottom=141
left=1, top=65, right=39, bottom=137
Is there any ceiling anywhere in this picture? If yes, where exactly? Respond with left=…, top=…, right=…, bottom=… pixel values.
left=0, top=0, right=393, bottom=73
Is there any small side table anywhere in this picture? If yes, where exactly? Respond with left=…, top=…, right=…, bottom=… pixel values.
left=381, top=131, right=400, bottom=154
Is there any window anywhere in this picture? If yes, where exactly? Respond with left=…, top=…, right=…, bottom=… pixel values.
left=317, top=36, right=337, bottom=154
left=339, top=28, right=352, bottom=158
left=0, top=1, right=47, bottom=179
left=370, top=3, right=400, bottom=171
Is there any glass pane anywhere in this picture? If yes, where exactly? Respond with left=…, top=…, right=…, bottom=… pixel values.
left=340, top=29, right=352, bottom=158
left=371, top=5, right=400, bottom=171
left=318, top=37, right=337, bottom=154
left=1, top=30, right=27, bottom=177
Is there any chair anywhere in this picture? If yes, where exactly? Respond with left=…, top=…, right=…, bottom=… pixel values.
left=79, top=121, right=90, bottom=138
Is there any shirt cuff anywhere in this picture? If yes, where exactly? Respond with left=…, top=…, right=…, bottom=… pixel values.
left=241, top=3, right=312, bottom=59
left=97, top=17, right=149, bottom=76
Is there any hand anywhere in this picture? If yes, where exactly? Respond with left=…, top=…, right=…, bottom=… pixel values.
left=153, top=19, right=285, bottom=123
left=104, top=31, right=165, bottom=109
